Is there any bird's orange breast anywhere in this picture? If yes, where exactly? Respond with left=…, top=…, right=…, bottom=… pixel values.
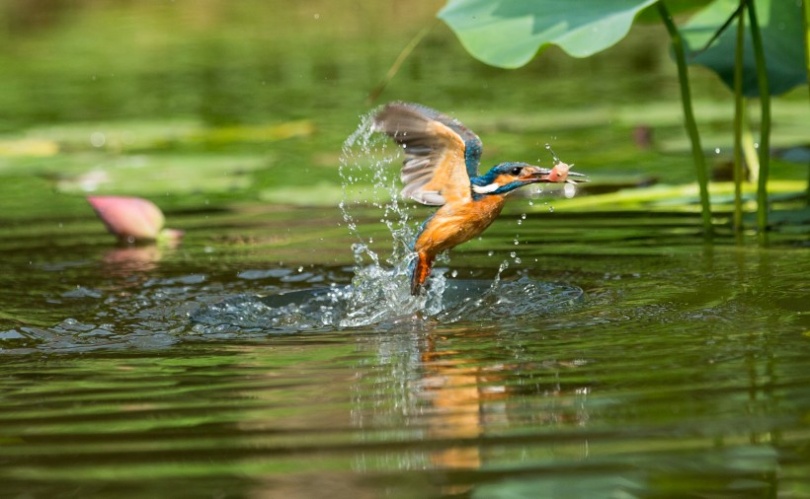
left=414, top=195, right=506, bottom=257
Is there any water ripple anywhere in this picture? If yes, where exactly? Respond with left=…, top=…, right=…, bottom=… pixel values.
left=190, top=275, right=584, bottom=334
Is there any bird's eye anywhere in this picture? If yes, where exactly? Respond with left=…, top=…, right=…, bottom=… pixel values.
left=510, top=167, right=522, bottom=175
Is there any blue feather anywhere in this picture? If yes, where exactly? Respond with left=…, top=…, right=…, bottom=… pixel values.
left=470, top=162, right=532, bottom=198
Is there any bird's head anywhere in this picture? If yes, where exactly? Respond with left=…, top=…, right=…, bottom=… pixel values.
left=471, top=162, right=582, bottom=196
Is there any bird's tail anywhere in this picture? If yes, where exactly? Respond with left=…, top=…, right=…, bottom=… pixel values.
left=409, top=251, right=433, bottom=296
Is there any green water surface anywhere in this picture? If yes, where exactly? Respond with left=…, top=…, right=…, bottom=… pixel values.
left=1, top=2, right=810, bottom=498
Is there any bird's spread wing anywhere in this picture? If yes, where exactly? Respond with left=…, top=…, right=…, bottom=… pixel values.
left=373, top=102, right=482, bottom=206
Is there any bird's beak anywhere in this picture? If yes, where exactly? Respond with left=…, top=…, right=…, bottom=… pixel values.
left=522, top=164, right=587, bottom=184
left=520, top=166, right=553, bottom=181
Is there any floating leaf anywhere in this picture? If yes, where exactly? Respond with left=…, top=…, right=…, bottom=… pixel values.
left=190, top=120, right=315, bottom=145
left=682, top=0, right=808, bottom=96
left=438, top=0, right=659, bottom=68
left=56, top=155, right=264, bottom=196
left=0, top=138, right=58, bottom=157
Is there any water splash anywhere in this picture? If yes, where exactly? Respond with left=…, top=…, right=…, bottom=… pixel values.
left=338, top=110, right=415, bottom=270
left=545, top=143, right=562, bottom=164
left=334, top=111, right=453, bottom=323
left=190, top=113, right=584, bottom=333
left=190, top=276, right=583, bottom=332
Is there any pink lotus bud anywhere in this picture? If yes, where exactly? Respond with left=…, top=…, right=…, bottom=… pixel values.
left=87, top=196, right=177, bottom=243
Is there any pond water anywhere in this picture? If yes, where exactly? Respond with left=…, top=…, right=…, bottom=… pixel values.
left=2, top=200, right=809, bottom=497
left=2, top=1, right=810, bottom=497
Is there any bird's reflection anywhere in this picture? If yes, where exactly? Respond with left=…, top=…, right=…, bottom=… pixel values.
left=354, top=326, right=593, bottom=495
left=417, top=334, right=494, bottom=472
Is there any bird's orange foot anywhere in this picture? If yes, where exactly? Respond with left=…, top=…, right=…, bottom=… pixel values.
left=410, top=251, right=433, bottom=296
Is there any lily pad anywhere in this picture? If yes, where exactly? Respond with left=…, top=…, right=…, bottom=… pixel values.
left=681, top=0, right=808, bottom=96
left=438, top=0, right=659, bottom=68
left=55, top=154, right=266, bottom=195
left=0, top=138, right=59, bottom=157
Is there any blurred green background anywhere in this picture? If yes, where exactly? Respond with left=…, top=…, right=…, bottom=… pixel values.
left=0, top=0, right=808, bottom=221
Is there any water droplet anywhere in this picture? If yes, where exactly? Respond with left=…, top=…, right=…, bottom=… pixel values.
left=520, top=213, right=527, bottom=220
left=451, top=270, right=458, bottom=278
left=487, top=251, right=494, bottom=257
left=564, top=183, right=577, bottom=198
left=545, top=143, right=561, bottom=163
left=714, top=147, right=721, bottom=154
left=548, top=205, right=555, bottom=213
left=510, top=251, right=517, bottom=258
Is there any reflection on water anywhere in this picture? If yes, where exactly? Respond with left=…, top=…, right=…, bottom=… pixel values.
left=102, top=244, right=163, bottom=275
left=1, top=209, right=809, bottom=496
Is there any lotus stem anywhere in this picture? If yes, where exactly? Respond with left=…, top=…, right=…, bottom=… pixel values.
left=733, top=1, right=746, bottom=233
left=367, top=21, right=436, bottom=104
left=747, top=0, right=771, bottom=244
left=805, top=0, right=810, bottom=103
left=804, top=0, right=810, bottom=203
left=657, top=1, right=713, bottom=236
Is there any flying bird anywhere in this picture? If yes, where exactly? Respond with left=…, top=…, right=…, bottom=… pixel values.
left=373, top=102, right=584, bottom=296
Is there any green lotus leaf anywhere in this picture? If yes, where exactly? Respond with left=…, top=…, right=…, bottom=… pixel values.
left=438, top=0, right=659, bottom=68
left=681, top=0, right=808, bottom=96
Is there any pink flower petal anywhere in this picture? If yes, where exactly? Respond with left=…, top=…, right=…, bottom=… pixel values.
left=87, top=196, right=165, bottom=242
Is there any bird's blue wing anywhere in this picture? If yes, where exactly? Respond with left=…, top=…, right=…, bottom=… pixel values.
left=373, top=102, right=482, bottom=205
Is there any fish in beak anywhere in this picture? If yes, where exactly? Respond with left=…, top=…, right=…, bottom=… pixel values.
left=522, top=163, right=587, bottom=184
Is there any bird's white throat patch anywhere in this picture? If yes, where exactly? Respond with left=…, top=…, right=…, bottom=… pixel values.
left=472, top=183, right=500, bottom=194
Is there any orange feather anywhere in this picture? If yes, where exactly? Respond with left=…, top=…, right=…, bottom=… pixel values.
left=417, top=120, right=472, bottom=204
left=373, top=103, right=586, bottom=295
left=410, top=195, right=507, bottom=293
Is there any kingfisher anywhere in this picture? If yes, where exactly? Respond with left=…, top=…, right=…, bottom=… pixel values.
left=373, top=102, right=584, bottom=296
